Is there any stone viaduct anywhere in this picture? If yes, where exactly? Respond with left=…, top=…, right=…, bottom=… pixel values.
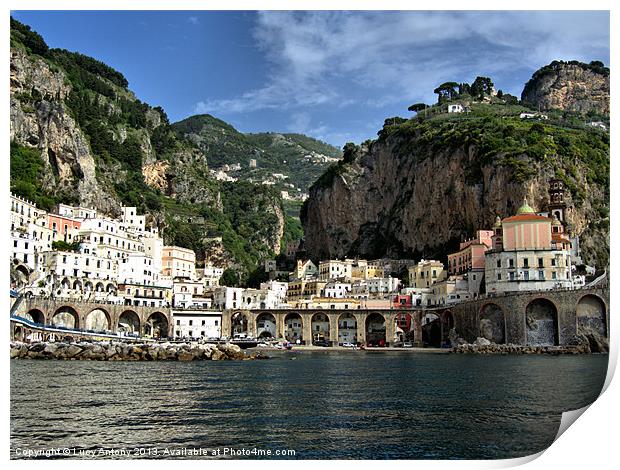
left=221, top=286, right=609, bottom=347
left=12, top=297, right=173, bottom=340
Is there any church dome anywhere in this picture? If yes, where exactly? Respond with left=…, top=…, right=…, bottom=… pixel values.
left=516, top=197, right=535, bottom=215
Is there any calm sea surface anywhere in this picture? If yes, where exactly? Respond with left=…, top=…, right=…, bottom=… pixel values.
left=10, top=351, right=608, bottom=460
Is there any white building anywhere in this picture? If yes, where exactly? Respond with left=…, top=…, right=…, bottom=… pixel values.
left=173, top=311, right=222, bottom=340
left=323, top=281, right=352, bottom=298
left=448, top=104, right=464, bottom=113
left=367, top=277, right=400, bottom=295
left=204, top=263, right=224, bottom=287
left=212, top=286, right=245, bottom=310
left=260, top=280, right=289, bottom=304
left=318, top=260, right=353, bottom=281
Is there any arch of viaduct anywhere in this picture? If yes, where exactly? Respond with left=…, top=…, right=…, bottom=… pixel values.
left=12, top=297, right=173, bottom=340
left=450, top=286, right=609, bottom=346
left=222, top=286, right=609, bottom=347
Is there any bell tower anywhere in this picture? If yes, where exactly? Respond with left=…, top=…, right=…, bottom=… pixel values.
left=548, top=178, right=567, bottom=224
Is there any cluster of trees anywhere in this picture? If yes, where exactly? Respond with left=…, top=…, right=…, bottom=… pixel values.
left=51, top=240, right=81, bottom=252
left=408, top=75, right=520, bottom=114
left=432, top=76, right=496, bottom=104
left=10, top=17, right=48, bottom=56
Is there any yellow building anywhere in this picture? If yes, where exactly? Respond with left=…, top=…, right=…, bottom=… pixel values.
left=408, top=260, right=446, bottom=289
left=286, top=280, right=327, bottom=301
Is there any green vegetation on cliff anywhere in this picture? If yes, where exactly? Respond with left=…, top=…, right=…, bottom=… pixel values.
left=306, top=94, right=609, bottom=267
left=173, top=114, right=342, bottom=192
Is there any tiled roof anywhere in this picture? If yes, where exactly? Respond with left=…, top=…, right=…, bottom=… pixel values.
left=502, top=214, right=551, bottom=223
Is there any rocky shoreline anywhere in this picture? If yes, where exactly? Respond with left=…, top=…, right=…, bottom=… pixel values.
left=450, top=332, right=609, bottom=355
left=10, top=341, right=269, bottom=361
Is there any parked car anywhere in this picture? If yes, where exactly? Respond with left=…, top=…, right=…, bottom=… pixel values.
left=393, top=341, right=404, bottom=348
left=403, top=341, right=413, bottom=348
left=341, top=342, right=355, bottom=348
left=313, top=340, right=330, bottom=347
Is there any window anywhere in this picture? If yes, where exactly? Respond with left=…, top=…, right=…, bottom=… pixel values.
left=523, top=271, right=529, bottom=280
left=538, top=258, right=544, bottom=268
left=189, top=320, right=193, bottom=326
left=552, top=271, right=557, bottom=279
left=496, top=259, right=501, bottom=268
left=176, top=320, right=180, bottom=325
left=215, top=320, right=219, bottom=326
left=202, top=320, right=206, bottom=326
left=523, top=258, right=529, bottom=268
left=189, top=331, right=193, bottom=337
left=509, top=259, right=514, bottom=268
left=509, top=272, right=515, bottom=281
left=497, top=273, right=501, bottom=280
left=201, top=331, right=206, bottom=337
left=13, top=240, right=17, bottom=248
left=539, top=270, right=545, bottom=280
left=551, top=259, right=556, bottom=266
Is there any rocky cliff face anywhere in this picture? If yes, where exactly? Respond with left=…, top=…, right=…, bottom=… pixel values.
left=10, top=47, right=120, bottom=213
left=302, top=116, right=609, bottom=268
left=521, top=61, right=609, bottom=115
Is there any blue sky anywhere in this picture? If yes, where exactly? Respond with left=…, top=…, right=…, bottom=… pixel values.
left=12, top=11, right=610, bottom=147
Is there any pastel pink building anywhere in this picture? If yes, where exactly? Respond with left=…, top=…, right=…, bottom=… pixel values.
left=448, top=230, right=493, bottom=275
left=47, top=214, right=81, bottom=243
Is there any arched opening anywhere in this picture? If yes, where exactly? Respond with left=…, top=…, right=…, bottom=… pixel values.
left=16, top=264, right=29, bottom=278
left=255, top=312, right=277, bottom=339
left=60, top=278, right=71, bottom=290
left=118, top=310, right=141, bottom=336
left=479, top=303, right=506, bottom=344
left=85, top=308, right=111, bottom=332
left=24, top=309, right=45, bottom=325
left=95, top=282, right=105, bottom=292
left=311, top=312, right=330, bottom=343
left=422, top=313, right=441, bottom=347
left=145, top=312, right=169, bottom=339
left=106, top=283, right=116, bottom=293
left=394, top=313, right=414, bottom=343
left=63, top=335, right=74, bottom=343
left=577, top=295, right=607, bottom=337
left=284, top=312, right=303, bottom=343
left=84, top=281, right=93, bottom=292
left=231, top=312, right=250, bottom=338
left=72, top=280, right=83, bottom=291
left=338, top=312, right=357, bottom=345
left=525, top=298, right=559, bottom=346
left=52, top=306, right=79, bottom=330
left=366, top=312, right=386, bottom=347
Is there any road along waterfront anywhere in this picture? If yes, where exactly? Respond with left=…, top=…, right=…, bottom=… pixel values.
left=11, top=350, right=607, bottom=459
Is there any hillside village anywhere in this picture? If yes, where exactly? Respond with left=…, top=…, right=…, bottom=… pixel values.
left=11, top=170, right=602, bottom=345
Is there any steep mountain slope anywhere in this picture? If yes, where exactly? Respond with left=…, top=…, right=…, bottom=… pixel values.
left=173, top=114, right=342, bottom=193
left=302, top=88, right=609, bottom=268
left=9, top=18, right=284, bottom=276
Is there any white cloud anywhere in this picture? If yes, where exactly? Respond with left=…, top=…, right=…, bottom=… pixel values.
left=197, top=11, right=609, bottom=115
